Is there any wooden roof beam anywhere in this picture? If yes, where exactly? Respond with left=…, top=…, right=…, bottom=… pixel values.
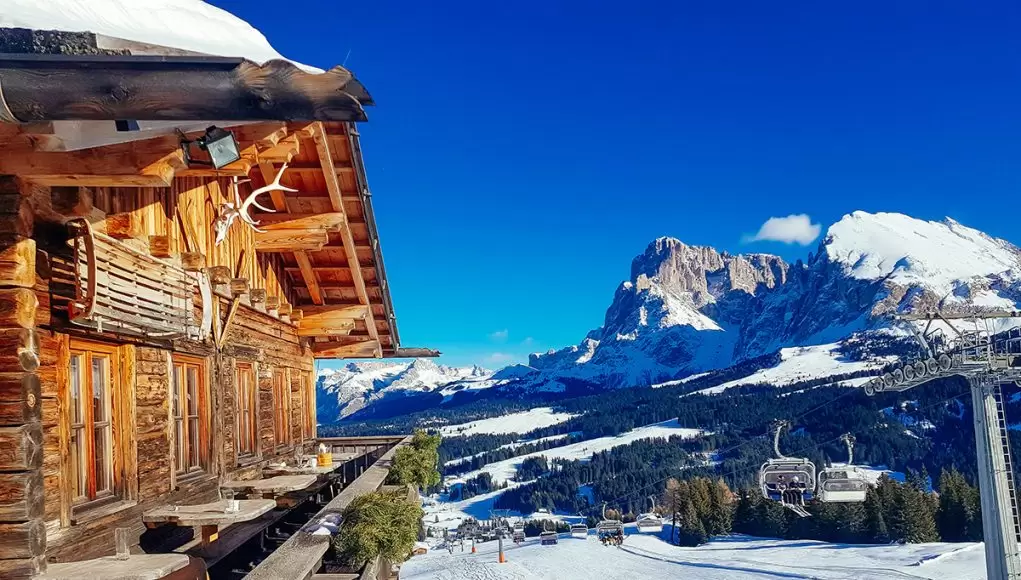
left=311, top=122, right=380, bottom=357
left=254, top=229, right=330, bottom=252
left=312, top=339, right=380, bottom=358
left=260, top=213, right=347, bottom=231
left=294, top=250, right=323, bottom=305
left=0, top=135, right=186, bottom=187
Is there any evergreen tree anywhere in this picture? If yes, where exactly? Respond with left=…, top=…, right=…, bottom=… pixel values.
left=732, top=488, right=757, bottom=534
left=864, top=488, right=890, bottom=543
left=706, top=478, right=733, bottom=536
left=676, top=495, right=708, bottom=546
left=895, top=485, right=940, bottom=543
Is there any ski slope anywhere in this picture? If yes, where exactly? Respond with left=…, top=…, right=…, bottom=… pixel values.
left=440, top=408, right=577, bottom=437
left=403, top=533, right=986, bottom=580
left=690, top=344, right=891, bottom=395
left=448, top=420, right=704, bottom=485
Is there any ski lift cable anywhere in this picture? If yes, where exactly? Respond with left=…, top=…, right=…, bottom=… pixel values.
left=574, top=388, right=969, bottom=518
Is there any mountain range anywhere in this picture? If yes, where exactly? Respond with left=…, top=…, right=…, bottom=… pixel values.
left=318, top=211, right=1021, bottom=422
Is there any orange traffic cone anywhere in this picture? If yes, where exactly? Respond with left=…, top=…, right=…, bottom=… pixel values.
left=499, top=553, right=506, bottom=563
left=471, top=544, right=477, bottom=554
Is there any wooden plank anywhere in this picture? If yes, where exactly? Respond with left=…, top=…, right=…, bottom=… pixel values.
left=254, top=230, right=330, bottom=252
left=230, top=123, right=289, bottom=149
left=294, top=251, right=323, bottom=305
left=258, top=213, right=347, bottom=231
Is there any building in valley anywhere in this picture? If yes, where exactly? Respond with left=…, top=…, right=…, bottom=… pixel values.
left=0, top=2, right=434, bottom=578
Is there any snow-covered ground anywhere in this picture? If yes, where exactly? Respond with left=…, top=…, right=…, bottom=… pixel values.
left=448, top=420, right=704, bottom=485
left=403, top=533, right=986, bottom=580
left=440, top=408, right=577, bottom=437
left=444, top=434, right=577, bottom=468
left=689, top=343, right=891, bottom=396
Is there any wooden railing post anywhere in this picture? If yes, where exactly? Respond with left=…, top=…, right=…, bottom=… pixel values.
left=0, top=176, right=45, bottom=578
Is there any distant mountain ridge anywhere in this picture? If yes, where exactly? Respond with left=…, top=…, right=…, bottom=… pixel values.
left=318, top=211, right=1021, bottom=421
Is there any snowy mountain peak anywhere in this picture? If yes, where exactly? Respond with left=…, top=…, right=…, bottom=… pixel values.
left=823, top=211, right=1021, bottom=295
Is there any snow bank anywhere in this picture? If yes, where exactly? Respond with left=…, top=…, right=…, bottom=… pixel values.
left=449, top=420, right=704, bottom=485
left=0, top=0, right=319, bottom=71
left=689, top=343, right=889, bottom=396
left=440, top=408, right=577, bottom=437
left=404, top=532, right=986, bottom=580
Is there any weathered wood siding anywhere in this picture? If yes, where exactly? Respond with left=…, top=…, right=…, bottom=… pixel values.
left=21, top=174, right=317, bottom=568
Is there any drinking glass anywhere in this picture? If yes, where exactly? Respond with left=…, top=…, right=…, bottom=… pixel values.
left=114, top=527, right=130, bottom=560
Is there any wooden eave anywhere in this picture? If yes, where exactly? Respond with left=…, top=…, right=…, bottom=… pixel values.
left=0, top=53, right=373, bottom=123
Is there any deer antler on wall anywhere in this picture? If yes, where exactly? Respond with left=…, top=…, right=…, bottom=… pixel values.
left=214, top=163, right=297, bottom=245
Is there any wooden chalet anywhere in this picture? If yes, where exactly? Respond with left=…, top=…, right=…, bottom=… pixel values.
left=0, top=21, right=435, bottom=580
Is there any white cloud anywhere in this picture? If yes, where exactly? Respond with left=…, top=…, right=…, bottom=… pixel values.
left=488, top=329, right=509, bottom=342
left=744, top=214, right=821, bottom=246
left=521, top=336, right=535, bottom=347
left=485, top=352, right=516, bottom=365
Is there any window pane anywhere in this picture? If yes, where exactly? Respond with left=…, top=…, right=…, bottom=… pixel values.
left=175, top=418, right=185, bottom=471
left=186, top=367, right=198, bottom=416
left=92, top=356, right=109, bottom=422
left=94, top=426, right=111, bottom=493
left=71, top=427, right=86, bottom=499
left=172, top=365, right=181, bottom=419
left=70, top=355, right=83, bottom=424
left=188, top=417, right=199, bottom=468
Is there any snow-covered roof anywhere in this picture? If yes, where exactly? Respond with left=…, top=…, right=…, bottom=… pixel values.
left=0, top=0, right=319, bottom=72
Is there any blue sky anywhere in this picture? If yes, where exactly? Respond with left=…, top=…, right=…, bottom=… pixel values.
left=211, top=0, right=1020, bottom=369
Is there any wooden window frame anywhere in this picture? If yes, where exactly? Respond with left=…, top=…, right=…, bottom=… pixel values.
left=171, top=354, right=210, bottom=478
left=273, top=368, right=291, bottom=449
left=300, top=371, right=316, bottom=442
left=235, top=361, right=259, bottom=462
left=63, top=338, right=137, bottom=524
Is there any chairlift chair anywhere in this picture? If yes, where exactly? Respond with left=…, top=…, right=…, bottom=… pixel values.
left=570, top=523, right=589, bottom=539
left=818, top=434, right=868, bottom=503
left=759, top=421, right=817, bottom=512
left=539, top=521, right=558, bottom=545
left=635, top=496, right=664, bottom=534
left=595, top=503, right=624, bottom=538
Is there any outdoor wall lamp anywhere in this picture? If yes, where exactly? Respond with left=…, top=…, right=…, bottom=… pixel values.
left=180, top=126, right=241, bottom=169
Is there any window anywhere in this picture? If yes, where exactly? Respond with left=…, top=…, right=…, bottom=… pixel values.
left=172, top=355, right=208, bottom=475
left=68, top=341, right=120, bottom=506
left=300, top=371, right=316, bottom=441
left=273, top=369, right=290, bottom=447
left=236, top=362, right=257, bottom=458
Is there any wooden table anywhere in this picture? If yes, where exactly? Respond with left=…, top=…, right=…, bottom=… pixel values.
left=38, top=553, right=190, bottom=580
left=262, top=462, right=337, bottom=477
left=143, top=499, right=276, bottom=546
left=222, top=474, right=317, bottom=497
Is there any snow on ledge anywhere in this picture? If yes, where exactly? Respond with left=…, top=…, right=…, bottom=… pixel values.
left=0, top=0, right=320, bottom=72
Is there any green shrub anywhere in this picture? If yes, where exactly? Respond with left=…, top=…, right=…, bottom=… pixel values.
left=388, top=430, right=441, bottom=490
left=335, top=490, right=424, bottom=565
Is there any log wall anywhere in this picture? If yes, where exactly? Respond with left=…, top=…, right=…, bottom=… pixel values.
left=0, top=174, right=319, bottom=573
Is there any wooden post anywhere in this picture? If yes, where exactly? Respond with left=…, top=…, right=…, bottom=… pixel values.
left=0, top=176, right=45, bottom=578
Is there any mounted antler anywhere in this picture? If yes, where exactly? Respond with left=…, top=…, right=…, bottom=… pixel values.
left=213, top=163, right=297, bottom=245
